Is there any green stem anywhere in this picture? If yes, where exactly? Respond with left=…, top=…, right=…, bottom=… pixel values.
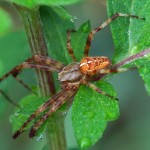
left=14, top=5, right=55, bottom=96
left=47, top=112, right=67, bottom=150
left=13, top=4, right=67, bottom=150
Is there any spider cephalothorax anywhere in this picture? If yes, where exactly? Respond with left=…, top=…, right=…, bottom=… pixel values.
left=80, top=56, right=111, bottom=75
left=0, top=13, right=143, bottom=138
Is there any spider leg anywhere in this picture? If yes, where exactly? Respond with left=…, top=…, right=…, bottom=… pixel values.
left=84, top=82, right=118, bottom=100
left=0, top=56, right=64, bottom=108
left=67, top=30, right=77, bottom=62
left=33, top=55, right=65, bottom=70
left=0, top=89, right=20, bottom=108
left=12, top=88, right=66, bottom=139
left=0, top=55, right=64, bottom=82
left=99, top=67, right=137, bottom=74
left=84, top=13, right=144, bottom=56
left=29, top=85, right=78, bottom=138
left=14, top=77, right=37, bottom=95
left=13, top=85, right=78, bottom=139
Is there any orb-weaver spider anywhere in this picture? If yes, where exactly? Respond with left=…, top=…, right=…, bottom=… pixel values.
left=0, top=13, right=144, bottom=139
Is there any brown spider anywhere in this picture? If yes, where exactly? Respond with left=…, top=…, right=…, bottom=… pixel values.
left=0, top=13, right=143, bottom=139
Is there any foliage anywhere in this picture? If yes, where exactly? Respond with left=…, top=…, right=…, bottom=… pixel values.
left=107, top=0, right=150, bottom=94
left=0, top=7, right=13, bottom=36
left=72, top=81, right=119, bottom=149
left=8, top=0, right=83, bottom=8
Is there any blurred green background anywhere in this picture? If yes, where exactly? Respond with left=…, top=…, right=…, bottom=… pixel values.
left=0, top=0, right=150, bottom=150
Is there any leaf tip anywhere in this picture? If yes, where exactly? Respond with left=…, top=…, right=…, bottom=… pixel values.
left=79, top=137, right=92, bottom=150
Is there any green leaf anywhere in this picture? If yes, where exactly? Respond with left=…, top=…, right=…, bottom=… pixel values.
left=107, top=0, right=150, bottom=94
left=9, top=0, right=83, bottom=8
left=72, top=80, right=119, bottom=149
left=0, top=8, right=13, bottom=36
left=40, top=6, right=75, bottom=64
left=10, top=94, right=48, bottom=134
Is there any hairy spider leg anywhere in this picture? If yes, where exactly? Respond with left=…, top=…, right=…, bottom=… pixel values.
left=84, top=82, right=118, bottom=100
left=0, top=62, right=58, bottom=107
left=13, top=88, right=66, bottom=139
left=67, top=29, right=77, bottom=62
left=84, top=13, right=144, bottom=56
left=0, top=55, right=64, bottom=82
left=0, top=55, right=64, bottom=106
left=13, top=85, right=78, bottom=139
left=29, top=85, right=78, bottom=137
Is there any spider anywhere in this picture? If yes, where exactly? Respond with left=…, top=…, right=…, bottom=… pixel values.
left=0, top=13, right=143, bottom=139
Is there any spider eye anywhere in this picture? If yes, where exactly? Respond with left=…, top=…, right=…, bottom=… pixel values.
left=79, top=57, right=111, bottom=75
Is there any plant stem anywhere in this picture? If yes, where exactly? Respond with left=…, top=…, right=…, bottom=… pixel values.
left=13, top=4, right=67, bottom=150
left=47, top=112, right=67, bottom=150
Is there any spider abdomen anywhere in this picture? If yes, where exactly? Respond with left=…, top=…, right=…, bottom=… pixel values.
left=58, top=62, right=82, bottom=82
left=79, top=56, right=111, bottom=75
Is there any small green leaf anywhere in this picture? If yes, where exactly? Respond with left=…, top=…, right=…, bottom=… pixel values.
left=0, top=8, right=12, bottom=36
left=72, top=81, right=119, bottom=149
left=9, top=0, right=83, bottom=8
left=107, top=0, right=150, bottom=94
left=10, top=94, right=48, bottom=134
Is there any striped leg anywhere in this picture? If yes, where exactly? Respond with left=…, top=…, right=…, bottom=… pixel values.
left=84, top=13, right=144, bottom=56
left=67, top=30, right=77, bottom=62
left=29, top=85, right=78, bottom=137
left=12, top=87, right=72, bottom=139
left=0, top=55, right=64, bottom=82
left=32, top=55, right=65, bottom=70
left=0, top=55, right=64, bottom=106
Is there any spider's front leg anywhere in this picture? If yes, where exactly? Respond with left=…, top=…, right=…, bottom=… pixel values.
left=0, top=55, right=65, bottom=105
left=84, top=13, right=144, bottom=56
left=0, top=55, right=64, bottom=82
